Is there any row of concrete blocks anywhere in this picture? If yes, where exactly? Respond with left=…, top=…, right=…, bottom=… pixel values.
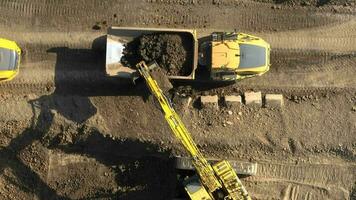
left=200, top=91, right=284, bottom=108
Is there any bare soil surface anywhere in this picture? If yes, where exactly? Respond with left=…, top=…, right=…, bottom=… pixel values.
left=254, top=0, right=355, bottom=7
left=0, top=0, right=355, bottom=200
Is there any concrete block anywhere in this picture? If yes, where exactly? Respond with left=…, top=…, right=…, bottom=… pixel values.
left=224, top=95, right=242, bottom=107
left=244, top=91, right=262, bottom=107
left=265, top=94, right=284, bottom=108
left=200, top=95, right=218, bottom=109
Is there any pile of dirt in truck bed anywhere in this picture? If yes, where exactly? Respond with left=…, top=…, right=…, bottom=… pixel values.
left=121, top=33, right=193, bottom=76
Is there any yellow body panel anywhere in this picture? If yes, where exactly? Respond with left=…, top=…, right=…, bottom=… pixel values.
left=211, top=41, right=239, bottom=70
left=0, top=38, right=21, bottom=82
left=209, top=32, right=270, bottom=81
left=0, top=70, right=19, bottom=82
left=212, top=161, right=251, bottom=200
left=0, top=38, right=21, bottom=52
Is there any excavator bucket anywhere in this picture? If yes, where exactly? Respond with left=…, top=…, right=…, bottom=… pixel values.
left=106, top=27, right=198, bottom=80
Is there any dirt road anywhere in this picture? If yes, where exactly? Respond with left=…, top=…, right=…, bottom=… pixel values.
left=0, top=0, right=355, bottom=199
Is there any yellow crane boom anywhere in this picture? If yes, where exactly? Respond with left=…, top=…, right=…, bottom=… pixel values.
left=136, top=61, right=251, bottom=200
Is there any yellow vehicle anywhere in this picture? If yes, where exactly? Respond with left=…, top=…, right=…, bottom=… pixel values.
left=0, top=38, right=21, bottom=82
left=200, top=32, right=270, bottom=81
left=106, top=27, right=270, bottom=82
left=136, top=61, right=251, bottom=200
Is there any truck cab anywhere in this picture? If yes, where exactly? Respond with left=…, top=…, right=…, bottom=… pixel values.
left=0, top=38, right=21, bottom=82
left=202, top=32, right=270, bottom=81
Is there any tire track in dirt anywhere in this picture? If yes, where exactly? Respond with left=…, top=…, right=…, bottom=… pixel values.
left=0, top=0, right=129, bottom=31
left=271, top=49, right=356, bottom=73
left=0, top=0, right=351, bottom=32
left=249, top=179, right=349, bottom=200
left=239, top=52, right=356, bottom=88
left=143, top=0, right=354, bottom=31
left=138, top=3, right=349, bottom=31
left=8, top=28, right=356, bottom=68
left=239, top=71, right=356, bottom=89
left=256, top=162, right=355, bottom=188
left=0, top=1, right=355, bottom=199
left=0, top=13, right=353, bottom=94
left=0, top=31, right=100, bottom=47
left=0, top=61, right=55, bottom=94
left=0, top=30, right=109, bottom=95
left=0, top=30, right=103, bottom=64
left=0, top=60, right=132, bottom=96
left=261, top=19, right=356, bottom=52
left=0, top=0, right=106, bottom=17
left=2, top=50, right=356, bottom=95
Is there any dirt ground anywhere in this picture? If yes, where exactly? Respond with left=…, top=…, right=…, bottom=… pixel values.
left=0, top=0, right=355, bottom=199
left=122, top=33, right=192, bottom=76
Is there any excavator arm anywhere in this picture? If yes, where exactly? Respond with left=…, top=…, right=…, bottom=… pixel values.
left=136, top=61, right=251, bottom=200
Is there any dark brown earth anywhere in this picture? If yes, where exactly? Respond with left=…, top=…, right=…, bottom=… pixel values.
left=0, top=0, right=355, bottom=199
left=122, top=33, right=192, bottom=76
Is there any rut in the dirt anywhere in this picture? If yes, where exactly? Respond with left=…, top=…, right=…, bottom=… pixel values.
left=260, top=0, right=354, bottom=6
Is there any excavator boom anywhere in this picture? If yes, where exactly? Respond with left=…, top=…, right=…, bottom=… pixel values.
left=136, top=61, right=251, bottom=200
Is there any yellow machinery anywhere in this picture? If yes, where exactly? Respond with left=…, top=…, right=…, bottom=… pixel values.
left=202, top=32, right=270, bottom=81
left=0, top=38, right=21, bottom=82
left=136, top=61, right=251, bottom=200
left=106, top=27, right=270, bottom=82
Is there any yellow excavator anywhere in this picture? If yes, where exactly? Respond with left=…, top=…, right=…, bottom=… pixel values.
left=136, top=61, right=251, bottom=200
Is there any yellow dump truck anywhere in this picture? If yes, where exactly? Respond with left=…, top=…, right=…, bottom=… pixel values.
left=105, top=27, right=270, bottom=82
left=0, top=38, right=21, bottom=82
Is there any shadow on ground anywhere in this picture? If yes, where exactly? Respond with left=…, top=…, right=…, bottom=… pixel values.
left=50, top=129, right=175, bottom=199
left=0, top=36, right=176, bottom=199
left=46, top=35, right=151, bottom=98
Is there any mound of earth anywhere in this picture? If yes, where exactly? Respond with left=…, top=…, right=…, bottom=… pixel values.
left=121, top=33, right=193, bottom=76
